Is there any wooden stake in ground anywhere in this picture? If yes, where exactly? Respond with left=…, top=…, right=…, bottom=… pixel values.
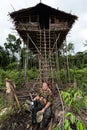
left=5, top=78, right=21, bottom=109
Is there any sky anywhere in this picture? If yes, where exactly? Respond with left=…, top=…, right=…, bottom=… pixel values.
left=0, top=0, right=87, bottom=52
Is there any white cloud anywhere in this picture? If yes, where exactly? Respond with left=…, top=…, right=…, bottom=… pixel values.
left=80, top=29, right=87, bottom=40
left=0, top=0, right=87, bottom=52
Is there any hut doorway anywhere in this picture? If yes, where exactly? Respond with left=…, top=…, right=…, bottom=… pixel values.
left=39, top=14, right=49, bottom=29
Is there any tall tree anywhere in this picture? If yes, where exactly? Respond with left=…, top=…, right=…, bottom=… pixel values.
left=67, top=43, right=74, bottom=55
left=0, top=46, right=10, bottom=68
left=4, top=34, right=22, bottom=62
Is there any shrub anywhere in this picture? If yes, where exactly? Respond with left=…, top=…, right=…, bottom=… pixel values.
left=6, top=62, right=19, bottom=70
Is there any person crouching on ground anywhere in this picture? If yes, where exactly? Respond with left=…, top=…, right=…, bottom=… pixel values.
left=32, top=82, right=53, bottom=130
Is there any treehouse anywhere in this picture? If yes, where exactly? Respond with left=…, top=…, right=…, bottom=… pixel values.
left=10, top=2, right=77, bottom=82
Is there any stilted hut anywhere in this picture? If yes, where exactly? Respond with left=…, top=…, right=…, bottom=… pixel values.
left=9, top=3, right=78, bottom=129
left=10, top=2, right=77, bottom=83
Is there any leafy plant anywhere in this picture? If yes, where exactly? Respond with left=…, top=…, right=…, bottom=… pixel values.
left=76, top=120, right=86, bottom=130
left=65, top=112, right=86, bottom=130
left=61, top=88, right=87, bottom=112
left=59, top=88, right=87, bottom=130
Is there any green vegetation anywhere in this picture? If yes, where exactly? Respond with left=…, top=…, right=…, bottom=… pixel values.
left=52, top=88, right=87, bottom=130
left=0, top=34, right=87, bottom=129
left=61, top=88, right=87, bottom=112
left=0, top=68, right=39, bottom=89
left=0, top=107, right=15, bottom=123
left=0, top=94, right=5, bottom=110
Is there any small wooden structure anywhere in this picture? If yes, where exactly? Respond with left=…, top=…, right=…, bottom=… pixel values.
left=10, top=3, right=77, bottom=82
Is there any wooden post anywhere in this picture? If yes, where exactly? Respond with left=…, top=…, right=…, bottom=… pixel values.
left=55, top=41, right=61, bottom=83
left=65, top=39, right=71, bottom=83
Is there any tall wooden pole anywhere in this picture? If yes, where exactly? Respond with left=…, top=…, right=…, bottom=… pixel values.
left=65, top=39, right=71, bottom=83
left=24, top=34, right=29, bottom=84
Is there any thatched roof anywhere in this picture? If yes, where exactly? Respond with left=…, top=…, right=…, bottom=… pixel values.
left=10, top=3, right=77, bottom=53
left=10, top=3, right=77, bottom=21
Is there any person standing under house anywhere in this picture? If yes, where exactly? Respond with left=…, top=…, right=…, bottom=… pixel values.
left=31, top=82, right=53, bottom=130
left=5, top=78, right=16, bottom=106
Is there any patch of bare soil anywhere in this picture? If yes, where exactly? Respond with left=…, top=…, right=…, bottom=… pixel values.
left=80, top=109, right=87, bottom=126
left=1, top=111, right=32, bottom=130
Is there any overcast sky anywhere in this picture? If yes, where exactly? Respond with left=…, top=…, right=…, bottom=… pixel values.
left=0, top=0, right=87, bottom=52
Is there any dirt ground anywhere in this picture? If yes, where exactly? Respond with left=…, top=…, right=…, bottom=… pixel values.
left=0, top=81, right=62, bottom=130
left=0, top=81, right=87, bottom=130
left=1, top=110, right=32, bottom=130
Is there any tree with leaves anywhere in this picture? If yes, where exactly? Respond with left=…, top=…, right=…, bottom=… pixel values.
left=4, top=34, right=22, bottom=62
left=0, top=46, right=10, bottom=68
left=67, top=43, right=74, bottom=55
